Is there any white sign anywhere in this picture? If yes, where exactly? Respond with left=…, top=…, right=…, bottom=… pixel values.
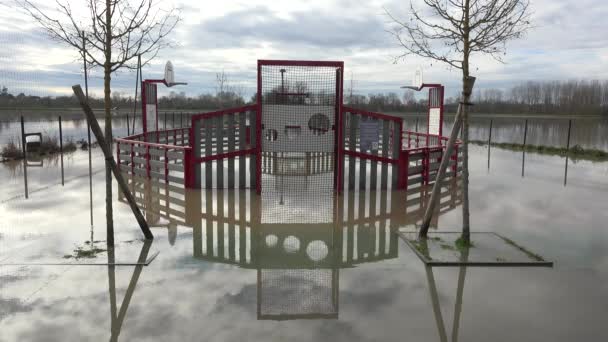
left=428, top=108, right=441, bottom=135
left=146, top=104, right=157, bottom=132
left=360, top=119, right=380, bottom=152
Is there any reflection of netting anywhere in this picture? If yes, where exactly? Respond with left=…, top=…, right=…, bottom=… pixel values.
left=260, top=64, right=339, bottom=194
left=261, top=175, right=334, bottom=224
left=259, top=269, right=338, bottom=319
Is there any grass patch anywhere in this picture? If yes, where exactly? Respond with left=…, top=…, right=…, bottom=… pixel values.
left=455, top=237, right=474, bottom=251
left=498, top=235, right=545, bottom=262
left=471, top=140, right=608, bottom=162
left=63, top=246, right=106, bottom=259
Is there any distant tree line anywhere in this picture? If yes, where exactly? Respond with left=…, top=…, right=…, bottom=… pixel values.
left=465, top=80, right=608, bottom=115
left=2, top=79, right=607, bottom=116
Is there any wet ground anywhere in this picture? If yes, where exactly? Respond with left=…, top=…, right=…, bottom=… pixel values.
left=1, top=145, right=608, bottom=341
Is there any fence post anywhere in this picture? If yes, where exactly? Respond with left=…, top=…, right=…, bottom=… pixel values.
left=487, top=119, right=492, bottom=171
left=564, top=119, right=572, bottom=186
left=59, top=115, right=64, bottom=185
left=522, top=119, right=528, bottom=177
left=20, top=116, right=29, bottom=199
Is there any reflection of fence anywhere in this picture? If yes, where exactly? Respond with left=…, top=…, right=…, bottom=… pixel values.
left=118, top=172, right=462, bottom=269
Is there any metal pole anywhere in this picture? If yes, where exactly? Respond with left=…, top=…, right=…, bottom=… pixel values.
left=487, top=119, right=492, bottom=171
left=83, top=30, right=93, bottom=228
left=172, top=111, right=175, bottom=128
left=164, top=112, right=167, bottom=130
left=131, top=55, right=141, bottom=135
left=20, top=115, right=28, bottom=199
left=522, top=119, right=528, bottom=178
left=59, top=116, right=64, bottom=185
left=126, top=112, right=130, bottom=136
left=180, top=112, right=183, bottom=128
left=415, top=117, right=419, bottom=132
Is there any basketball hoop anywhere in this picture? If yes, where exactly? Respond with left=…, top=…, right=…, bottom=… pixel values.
left=164, top=60, right=187, bottom=87
left=400, top=67, right=424, bottom=91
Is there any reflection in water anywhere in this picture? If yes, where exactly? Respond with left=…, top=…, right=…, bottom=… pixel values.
left=420, top=237, right=469, bottom=342
left=119, top=173, right=462, bottom=322
left=107, top=240, right=152, bottom=342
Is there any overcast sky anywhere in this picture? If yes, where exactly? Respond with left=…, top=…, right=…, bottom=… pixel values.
left=0, top=0, right=606, bottom=99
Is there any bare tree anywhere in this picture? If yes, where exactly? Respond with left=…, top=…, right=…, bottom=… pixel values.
left=215, top=70, right=229, bottom=109
left=19, top=0, right=180, bottom=245
left=386, top=0, right=531, bottom=242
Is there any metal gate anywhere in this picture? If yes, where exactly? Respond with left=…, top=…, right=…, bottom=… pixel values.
left=257, top=60, right=344, bottom=194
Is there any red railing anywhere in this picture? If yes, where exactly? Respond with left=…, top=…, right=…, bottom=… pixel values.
left=115, top=132, right=193, bottom=187
left=399, top=131, right=461, bottom=189
left=189, top=104, right=258, bottom=189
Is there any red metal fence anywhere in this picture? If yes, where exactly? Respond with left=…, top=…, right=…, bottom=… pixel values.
left=116, top=129, right=193, bottom=189
left=116, top=107, right=460, bottom=193
left=190, top=104, right=258, bottom=189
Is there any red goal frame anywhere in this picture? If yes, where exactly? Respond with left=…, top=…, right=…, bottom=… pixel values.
left=256, top=60, right=344, bottom=194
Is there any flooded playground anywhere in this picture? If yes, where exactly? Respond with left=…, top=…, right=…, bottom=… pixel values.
left=1, top=59, right=608, bottom=341
left=1, top=139, right=608, bottom=340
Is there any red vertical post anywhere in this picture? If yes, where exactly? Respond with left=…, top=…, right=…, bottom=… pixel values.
left=335, top=64, right=344, bottom=195
left=397, top=150, right=409, bottom=190
left=256, top=61, right=262, bottom=194
left=141, top=81, right=147, bottom=138
left=184, top=148, right=194, bottom=188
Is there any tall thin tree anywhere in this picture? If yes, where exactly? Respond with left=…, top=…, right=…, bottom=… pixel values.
left=386, top=0, right=531, bottom=242
left=19, top=0, right=180, bottom=245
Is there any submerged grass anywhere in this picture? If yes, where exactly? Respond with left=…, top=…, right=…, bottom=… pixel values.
left=1, top=136, right=78, bottom=161
left=1, top=140, right=22, bottom=160
left=63, top=246, right=107, bottom=259
left=455, top=237, right=474, bottom=251
left=471, top=140, right=608, bottom=162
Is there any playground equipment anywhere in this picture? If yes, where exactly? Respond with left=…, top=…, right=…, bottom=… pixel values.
left=115, top=60, right=461, bottom=193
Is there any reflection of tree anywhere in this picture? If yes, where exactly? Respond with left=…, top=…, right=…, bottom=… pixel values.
left=107, top=240, right=152, bottom=342
left=422, top=239, right=469, bottom=342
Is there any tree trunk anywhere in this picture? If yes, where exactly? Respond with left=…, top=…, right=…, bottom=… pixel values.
left=461, top=0, right=472, bottom=243
left=105, top=0, right=114, bottom=246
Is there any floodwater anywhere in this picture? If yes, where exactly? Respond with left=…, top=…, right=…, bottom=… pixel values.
left=2, top=115, right=608, bottom=151
left=1, top=142, right=608, bottom=340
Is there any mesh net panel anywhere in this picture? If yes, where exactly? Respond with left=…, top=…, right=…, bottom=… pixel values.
left=260, top=64, right=339, bottom=196
left=259, top=269, right=338, bottom=319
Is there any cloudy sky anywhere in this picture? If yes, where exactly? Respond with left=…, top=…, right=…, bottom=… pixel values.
left=0, top=0, right=607, bottom=99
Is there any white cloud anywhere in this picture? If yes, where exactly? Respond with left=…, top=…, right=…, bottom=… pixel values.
left=1, top=0, right=607, bottom=98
